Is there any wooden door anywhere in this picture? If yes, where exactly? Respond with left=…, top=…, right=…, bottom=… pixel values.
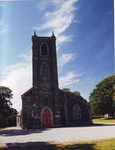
left=43, top=108, right=51, bottom=127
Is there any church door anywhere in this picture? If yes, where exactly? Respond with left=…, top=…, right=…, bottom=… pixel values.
left=43, top=108, right=51, bottom=127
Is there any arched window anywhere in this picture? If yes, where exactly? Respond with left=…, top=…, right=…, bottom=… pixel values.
left=41, top=43, right=48, bottom=56
left=41, top=63, right=49, bottom=77
left=73, top=105, right=81, bottom=121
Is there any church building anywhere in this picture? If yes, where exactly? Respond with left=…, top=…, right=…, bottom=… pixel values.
left=19, top=32, right=92, bottom=129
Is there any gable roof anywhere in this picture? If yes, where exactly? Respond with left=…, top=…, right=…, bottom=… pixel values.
left=21, top=87, right=33, bottom=98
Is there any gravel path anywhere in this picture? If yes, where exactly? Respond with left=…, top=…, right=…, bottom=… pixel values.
left=0, top=124, right=115, bottom=145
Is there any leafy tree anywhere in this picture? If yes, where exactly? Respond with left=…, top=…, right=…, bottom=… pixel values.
left=62, top=88, right=71, bottom=93
left=0, top=86, right=17, bottom=127
left=89, top=74, right=115, bottom=117
left=73, top=91, right=81, bottom=96
left=62, top=88, right=87, bottom=104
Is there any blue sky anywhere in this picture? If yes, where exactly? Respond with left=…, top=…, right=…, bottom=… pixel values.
left=0, top=0, right=114, bottom=111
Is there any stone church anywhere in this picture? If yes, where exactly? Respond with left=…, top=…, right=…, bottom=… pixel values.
left=17, top=32, right=92, bottom=129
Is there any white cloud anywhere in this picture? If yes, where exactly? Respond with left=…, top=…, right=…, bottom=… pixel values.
left=37, top=0, right=59, bottom=11
left=59, top=72, right=80, bottom=88
left=35, top=0, right=78, bottom=47
left=0, top=52, right=32, bottom=112
left=58, top=53, right=76, bottom=68
left=0, top=52, right=78, bottom=111
left=0, top=0, right=80, bottom=112
left=0, top=51, right=79, bottom=112
left=42, top=0, right=77, bottom=29
left=56, top=35, right=73, bottom=50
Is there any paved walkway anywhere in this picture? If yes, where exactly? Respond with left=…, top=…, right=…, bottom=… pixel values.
left=0, top=124, right=115, bottom=145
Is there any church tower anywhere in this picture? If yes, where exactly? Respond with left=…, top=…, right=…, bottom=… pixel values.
left=20, top=32, right=92, bottom=129
left=31, top=31, right=61, bottom=128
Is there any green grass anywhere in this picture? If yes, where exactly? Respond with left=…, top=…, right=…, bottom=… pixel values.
left=93, top=117, right=115, bottom=123
left=0, top=138, right=115, bottom=150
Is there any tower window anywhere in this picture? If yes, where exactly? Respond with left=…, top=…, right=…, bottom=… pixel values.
left=41, top=43, right=48, bottom=56
left=41, top=63, right=49, bottom=77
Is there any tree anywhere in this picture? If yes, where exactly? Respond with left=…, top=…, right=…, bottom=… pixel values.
left=62, top=88, right=87, bottom=104
left=0, top=86, right=17, bottom=127
left=73, top=91, right=81, bottom=96
left=89, top=74, right=115, bottom=117
left=62, top=88, right=71, bottom=93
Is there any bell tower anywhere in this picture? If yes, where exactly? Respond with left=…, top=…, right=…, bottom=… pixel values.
left=32, top=31, right=61, bottom=128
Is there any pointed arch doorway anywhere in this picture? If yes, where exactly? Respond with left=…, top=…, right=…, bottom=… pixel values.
left=42, top=107, right=52, bottom=127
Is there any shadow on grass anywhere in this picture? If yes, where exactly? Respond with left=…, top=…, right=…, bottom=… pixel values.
left=92, top=123, right=115, bottom=126
left=0, top=142, right=96, bottom=150
left=104, top=117, right=115, bottom=120
left=63, top=143, right=96, bottom=150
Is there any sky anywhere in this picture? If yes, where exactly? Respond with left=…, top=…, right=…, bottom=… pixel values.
left=0, top=0, right=114, bottom=111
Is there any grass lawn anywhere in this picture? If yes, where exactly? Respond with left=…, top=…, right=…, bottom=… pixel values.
left=93, top=117, right=115, bottom=123
left=0, top=138, right=115, bottom=150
